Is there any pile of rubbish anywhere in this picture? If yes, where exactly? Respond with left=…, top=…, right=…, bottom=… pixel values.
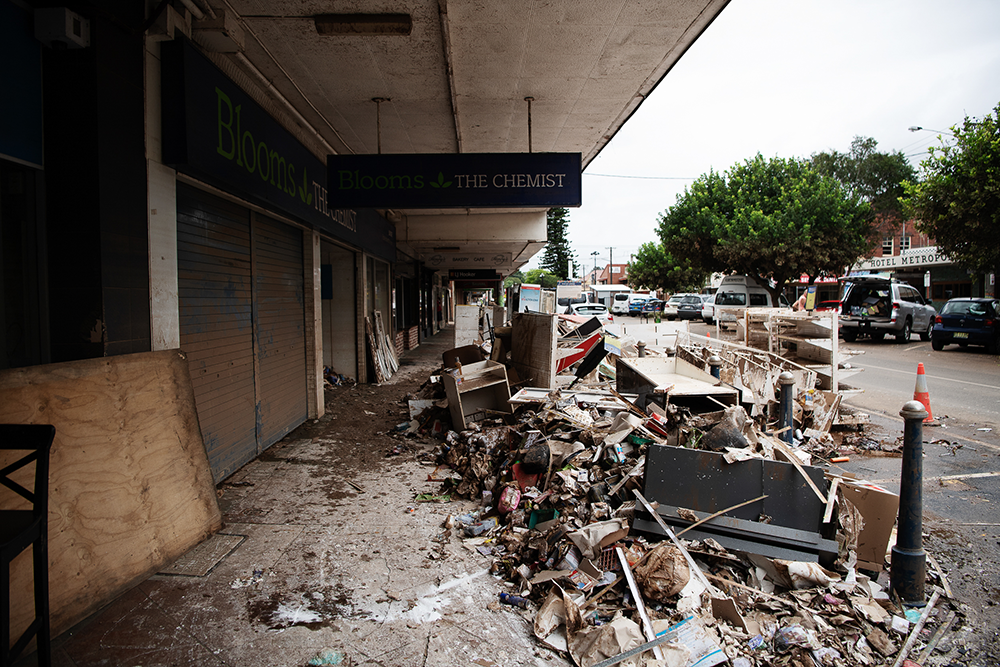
left=399, top=314, right=961, bottom=667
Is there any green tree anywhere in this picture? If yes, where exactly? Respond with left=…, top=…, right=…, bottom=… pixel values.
left=540, top=207, right=576, bottom=278
left=658, top=154, right=872, bottom=303
left=627, top=242, right=707, bottom=294
left=503, top=270, right=525, bottom=290
left=524, top=268, right=559, bottom=288
left=812, top=136, right=915, bottom=226
left=902, top=103, right=1000, bottom=276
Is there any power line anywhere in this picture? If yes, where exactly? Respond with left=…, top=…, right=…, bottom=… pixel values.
left=585, top=172, right=696, bottom=180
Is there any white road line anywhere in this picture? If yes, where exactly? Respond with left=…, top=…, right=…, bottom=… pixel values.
left=870, top=471, right=1000, bottom=485
left=938, top=471, right=1000, bottom=481
left=858, top=363, right=1000, bottom=391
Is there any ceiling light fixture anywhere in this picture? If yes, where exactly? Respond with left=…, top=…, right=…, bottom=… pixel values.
left=525, top=97, right=534, bottom=154
left=314, top=14, right=412, bottom=36
left=372, top=97, right=389, bottom=154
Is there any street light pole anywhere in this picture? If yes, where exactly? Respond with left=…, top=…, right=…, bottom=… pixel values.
left=908, top=126, right=955, bottom=137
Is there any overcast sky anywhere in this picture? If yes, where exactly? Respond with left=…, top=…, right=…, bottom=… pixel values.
left=532, top=0, right=1000, bottom=276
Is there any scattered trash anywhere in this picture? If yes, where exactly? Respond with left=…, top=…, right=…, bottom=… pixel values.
left=399, top=311, right=963, bottom=666
left=307, top=649, right=347, bottom=666
left=230, top=568, right=265, bottom=589
left=499, top=592, right=529, bottom=608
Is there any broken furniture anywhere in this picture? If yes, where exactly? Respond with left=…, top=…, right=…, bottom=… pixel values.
left=443, top=360, right=513, bottom=430
left=455, top=304, right=485, bottom=347
left=740, top=309, right=863, bottom=392
left=511, top=312, right=559, bottom=388
left=442, top=344, right=485, bottom=368
left=633, top=444, right=838, bottom=564
left=616, top=356, right=740, bottom=413
left=1, top=424, right=56, bottom=667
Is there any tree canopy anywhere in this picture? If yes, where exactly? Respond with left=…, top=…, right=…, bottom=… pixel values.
left=657, top=154, right=873, bottom=303
left=901, top=103, right=1000, bottom=276
left=626, top=242, right=707, bottom=294
left=540, top=207, right=576, bottom=279
left=524, top=268, right=559, bottom=288
left=811, top=136, right=915, bottom=227
left=502, top=270, right=524, bottom=290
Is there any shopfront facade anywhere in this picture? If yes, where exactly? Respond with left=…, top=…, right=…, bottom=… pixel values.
left=153, top=37, right=397, bottom=479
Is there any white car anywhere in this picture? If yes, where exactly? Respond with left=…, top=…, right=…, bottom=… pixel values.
left=565, top=302, right=613, bottom=323
left=700, top=294, right=716, bottom=323
left=662, top=293, right=698, bottom=320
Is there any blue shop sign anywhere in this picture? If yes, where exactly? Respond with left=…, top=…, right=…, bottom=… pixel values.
left=160, top=37, right=395, bottom=262
left=328, top=153, right=582, bottom=208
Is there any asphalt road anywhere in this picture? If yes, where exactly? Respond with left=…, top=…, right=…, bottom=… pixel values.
left=837, top=334, right=1000, bottom=427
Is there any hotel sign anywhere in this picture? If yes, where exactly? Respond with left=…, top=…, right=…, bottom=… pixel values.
left=853, top=247, right=950, bottom=271
left=327, top=153, right=582, bottom=208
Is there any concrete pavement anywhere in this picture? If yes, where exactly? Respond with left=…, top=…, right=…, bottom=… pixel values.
left=32, top=325, right=567, bottom=667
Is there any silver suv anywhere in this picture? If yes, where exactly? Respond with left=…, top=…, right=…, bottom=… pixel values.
left=839, top=277, right=937, bottom=343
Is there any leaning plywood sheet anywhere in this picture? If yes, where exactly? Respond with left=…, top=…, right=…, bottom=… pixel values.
left=511, top=312, right=559, bottom=388
left=0, top=350, right=223, bottom=640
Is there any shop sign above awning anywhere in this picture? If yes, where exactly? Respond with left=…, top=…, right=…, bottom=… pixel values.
left=327, top=153, right=582, bottom=208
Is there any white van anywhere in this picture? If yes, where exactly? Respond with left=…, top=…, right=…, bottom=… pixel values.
left=711, top=275, right=785, bottom=323
left=610, top=291, right=632, bottom=315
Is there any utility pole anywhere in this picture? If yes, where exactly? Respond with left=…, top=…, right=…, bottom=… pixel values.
left=608, top=247, right=615, bottom=283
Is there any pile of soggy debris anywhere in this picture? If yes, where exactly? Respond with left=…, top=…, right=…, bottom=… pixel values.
left=400, top=313, right=963, bottom=667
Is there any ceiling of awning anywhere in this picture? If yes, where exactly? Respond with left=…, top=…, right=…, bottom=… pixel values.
left=185, top=0, right=731, bottom=273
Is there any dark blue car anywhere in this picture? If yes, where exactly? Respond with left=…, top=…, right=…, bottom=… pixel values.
left=931, top=298, right=1000, bottom=354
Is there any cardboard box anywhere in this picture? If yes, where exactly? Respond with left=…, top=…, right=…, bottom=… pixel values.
left=835, top=477, right=899, bottom=571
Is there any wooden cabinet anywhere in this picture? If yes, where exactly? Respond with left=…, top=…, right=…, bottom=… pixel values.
left=443, top=360, right=512, bottom=430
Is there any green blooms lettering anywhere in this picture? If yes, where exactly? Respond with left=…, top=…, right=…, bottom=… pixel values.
left=216, top=87, right=312, bottom=205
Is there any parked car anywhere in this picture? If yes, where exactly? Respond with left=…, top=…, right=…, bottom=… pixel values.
left=663, top=293, right=698, bottom=320
left=710, top=276, right=786, bottom=325
left=610, top=291, right=632, bottom=315
left=641, top=299, right=664, bottom=315
left=676, top=294, right=705, bottom=320
left=628, top=296, right=653, bottom=317
left=565, top=301, right=613, bottom=323
left=701, top=296, right=715, bottom=324
left=931, top=298, right=1000, bottom=354
left=839, top=276, right=936, bottom=343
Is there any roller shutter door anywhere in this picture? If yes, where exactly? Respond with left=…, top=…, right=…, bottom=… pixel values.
left=177, top=185, right=256, bottom=479
left=178, top=184, right=307, bottom=481
left=252, top=214, right=307, bottom=449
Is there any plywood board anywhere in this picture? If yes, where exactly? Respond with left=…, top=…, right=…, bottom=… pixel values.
left=0, top=350, right=223, bottom=639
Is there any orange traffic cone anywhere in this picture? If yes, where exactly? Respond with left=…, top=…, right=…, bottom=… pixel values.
left=913, top=363, right=934, bottom=422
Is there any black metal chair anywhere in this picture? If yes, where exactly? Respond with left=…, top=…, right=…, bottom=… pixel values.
left=1, top=424, right=55, bottom=667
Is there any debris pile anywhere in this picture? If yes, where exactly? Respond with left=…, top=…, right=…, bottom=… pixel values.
left=404, top=313, right=962, bottom=667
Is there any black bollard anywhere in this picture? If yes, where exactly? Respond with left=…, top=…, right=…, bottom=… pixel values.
left=778, top=371, right=794, bottom=444
left=637, top=341, right=646, bottom=358
left=891, top=400, right=928, bottom=605
left=708, top=354, right=722, bottom=379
